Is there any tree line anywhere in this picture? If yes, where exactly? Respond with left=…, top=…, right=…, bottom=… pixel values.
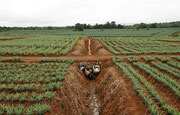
left=74, top=21, right=180, bottom=31
left=0, top=21, right=179, bottom=32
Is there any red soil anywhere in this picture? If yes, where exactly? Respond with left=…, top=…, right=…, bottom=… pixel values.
left=90, top=38, right=113, bottom=55
left=49, top=65, right=92, bottom=115
left=1, top=53, right=180, bottom=63
left=0, top=38, right=24, bottom=42
left=95, top=61, right=150, bottom=115
left=67, top=38, right=88, bottom=56
left=171, top=31, right=180, bottom=37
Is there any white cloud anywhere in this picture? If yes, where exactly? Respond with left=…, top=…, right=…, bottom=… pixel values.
left=0, top=0, right=179, bottom=26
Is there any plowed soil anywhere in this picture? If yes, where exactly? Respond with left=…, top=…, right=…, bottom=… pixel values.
left=49, top=65, right=92, bottom=115
left=67, top=38, right=88, bottom=56
left=95, top=61, right=150, bottom=115
left=90, top=38, right=113, bottom=55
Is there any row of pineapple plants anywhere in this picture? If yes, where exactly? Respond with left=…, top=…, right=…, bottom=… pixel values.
left=0, top=57, right=75, bottom=114
left=113, top=56, right=180, bottom=114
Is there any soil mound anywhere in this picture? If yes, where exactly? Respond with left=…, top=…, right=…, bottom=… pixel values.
left=50, top=65, right=92, bottom=115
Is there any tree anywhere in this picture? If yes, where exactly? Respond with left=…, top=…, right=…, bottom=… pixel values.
left=139, top=23, right=147, bottom=28
left=117, top=24, right=124, bottom=29
left=104, top=22, right=111, bottom=29
left=150, top=23, right=157, bottom=28
left=74, top=23, right=84, bottom=31
left=110, top=21, right=117, bottom=28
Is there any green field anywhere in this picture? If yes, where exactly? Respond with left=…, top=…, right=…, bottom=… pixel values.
left=0, top=28, right=180, bottom=114
left=0, top=28, right=179, bottom=37
left=99, top=37, right=180, bottom=55
left=0, top=57, right=74, bottom=114
left=0, top=36, right=78, bottom=56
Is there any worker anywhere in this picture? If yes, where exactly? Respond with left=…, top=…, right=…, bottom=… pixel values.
left=93, top=62, right=101, bottom=77
left=78, top=62, right=86, bottom=71
left=84, top=65, right=94, bottom=80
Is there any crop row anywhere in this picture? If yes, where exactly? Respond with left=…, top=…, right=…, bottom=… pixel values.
left=113, top=56, right=179, bottom=114
left=0, top=75, right=65, bottom=84
left=127, top=56, right=138, bottom=62
left=0, top=57, right=22, bottom=62
left=0, top=103, right=51, bottom=115
left=134, top=62, right=180, bottom=97
left=0, top=82, right=62, bottom=92
left=172, top=56, right=180, bottom=61
left=0, top=58, right=74, bottom=114
left=0, top=91, right=55, bottom=102
left=155, top=56, right=169, bottom=62
left=113, top=59, right=159, bottom=114
left=151, top=61, right=180, bottom=78
left=0, top=62, right=69, bottom=84
left=141, top=56, right=155, bottom=62
left=0, top=36, right=78, bottom=56
left=141, top=56, right=180, bottom=77
left=167, top=61, right=180, bottom=69
left=100, top=37, right=180, bottom=55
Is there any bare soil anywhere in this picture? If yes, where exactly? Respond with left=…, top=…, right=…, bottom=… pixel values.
left=1, top=54, right=180, bottom=63
left=95, top=61, right=150, bottom=115
left=90, top=38, right=113, bottom=55
left=67, top=38, right=88, bottom=56
left=48, top=59, right=151, bottom=115
left=49, top=65, right=92, bottom=115
left=171, top=31, right=180, bottom=37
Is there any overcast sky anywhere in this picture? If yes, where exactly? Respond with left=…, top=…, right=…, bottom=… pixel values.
left=0, top=0, right=180, bottom=27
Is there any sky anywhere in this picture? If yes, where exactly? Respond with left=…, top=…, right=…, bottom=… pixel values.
left=0, top=0, right=180, bottom=27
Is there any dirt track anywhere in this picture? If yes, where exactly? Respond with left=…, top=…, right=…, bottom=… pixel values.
left=0, top=38, right=24, bottom=42
left=0, top=54, right=180, bottom=62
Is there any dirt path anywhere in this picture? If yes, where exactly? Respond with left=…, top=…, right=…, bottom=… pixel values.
left=0, top=38, right=24, bottom=42
left=0, top=53, right=180, bottom=62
